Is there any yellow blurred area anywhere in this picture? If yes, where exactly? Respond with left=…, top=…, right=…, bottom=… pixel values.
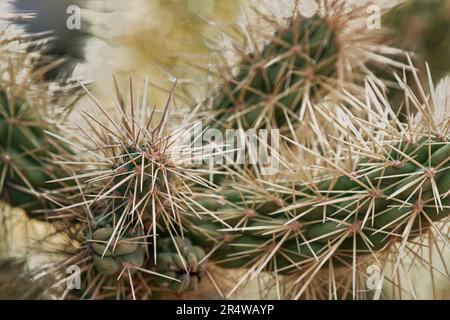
left=73, top=0, right=242, bottom=113
left=0, top=201, right=73, bottom=270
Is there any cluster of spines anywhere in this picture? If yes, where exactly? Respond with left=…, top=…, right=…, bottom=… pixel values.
left=203, top=1, right=404, bottom=137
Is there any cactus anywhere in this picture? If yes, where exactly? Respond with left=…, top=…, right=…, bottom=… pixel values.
left=47, top=79, right=220, bottom=252
left=378, top=0, right=450, bottom=115
left=27, top=81, right=221, bottom=299
left=204, top=2, right=402, bottom=133
left=383, top=0, right=450, bottom=82
left=207, top=13, right=338, bottom=130
left=0, top=88, right=72, bottom=215
left=35, top=217, right=207, bottom=299
left=23, top=72, right=450, bottom=298
left=183, top=64, right=450, bottom=299
left=39, top=67, right=448, bottom=299
left=188, top=132, right=448, bottom=264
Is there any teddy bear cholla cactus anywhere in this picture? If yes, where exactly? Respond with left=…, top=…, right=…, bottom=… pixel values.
left=382, top=0, right=450, bottom=83
left=183, top=63, right=449, bottom=300
left=16, top=1, right=448, bottom=299
left=202, top=0, right=405, bottom=135
left=33, top=80, right=225, bottom=299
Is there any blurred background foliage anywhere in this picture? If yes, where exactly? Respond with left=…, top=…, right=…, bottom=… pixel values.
left=383, top=0, right=450, bottom=82
left=380, top=0, right=450, bottom=115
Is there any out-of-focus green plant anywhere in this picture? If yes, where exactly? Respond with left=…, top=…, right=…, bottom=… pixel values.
left=383, top=0, right=450, bottom=81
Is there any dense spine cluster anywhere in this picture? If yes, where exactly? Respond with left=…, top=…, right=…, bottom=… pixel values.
left=12, top=0, right=90, bottom=79
left=0, top=89, right=73, bottom=214
left=154, top=237, right=206, bottom=292
left=26, top=80, right=220, bottom=299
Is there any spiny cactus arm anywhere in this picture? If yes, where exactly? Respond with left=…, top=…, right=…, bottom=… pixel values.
left=382, top=0, right=450, bottom=82
left=34, top=81, right=227, bottom=298
left=204, top=1, right=404, bottom=132
left=0, top=259, right=55, bottom=299
left=184, top=69, right=450, bottom=298
left=208, top=13, right=338, bottom=130
left=11, top=0, right=91, bottom=80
